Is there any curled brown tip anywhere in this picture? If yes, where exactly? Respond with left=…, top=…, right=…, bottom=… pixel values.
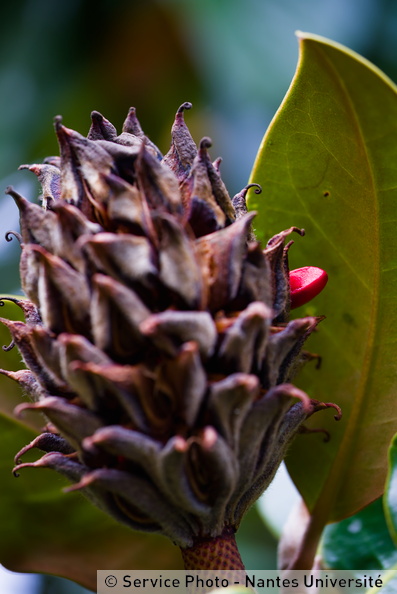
left=322, top=430, right=331, bottom=443
left=5, top=231, right=22, bottom=244
left=2, top=340, right=15, bottom=352
left=289, top=226, right=305, bottom=238
left=0, top=298, right=20, bottom=306
left=325, top=402, right=342, bottom=421
left=177, top=102, right=192, bottom=114
left=246, top=183, right=262, bottom=194
left=199, top=137, right=212, bottom=150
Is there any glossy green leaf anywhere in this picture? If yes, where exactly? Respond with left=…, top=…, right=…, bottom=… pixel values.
left=322, top=434, right=397, bottom=593
left=0, top=300, right=182, bottom=591
left=248, top=32, right=397, bottom=524
left=322, top=498, right=397, bottom=570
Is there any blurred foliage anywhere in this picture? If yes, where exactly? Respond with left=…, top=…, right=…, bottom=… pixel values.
left=0, top=0, right=397, bottom=592
left=322, top=434, right=397, bottom=592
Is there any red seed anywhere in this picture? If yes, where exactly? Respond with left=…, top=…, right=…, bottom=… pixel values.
left=289, top=266, right=328, bottom=309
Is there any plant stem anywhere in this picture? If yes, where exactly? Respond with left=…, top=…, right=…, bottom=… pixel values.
left=288, top=513, right=325, bottom=570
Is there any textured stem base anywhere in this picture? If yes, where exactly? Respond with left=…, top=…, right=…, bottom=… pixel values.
left=181, top=527, right=245, bottom=570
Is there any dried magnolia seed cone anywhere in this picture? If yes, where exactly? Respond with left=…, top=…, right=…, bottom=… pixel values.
left=181, top=527, right=244, bottom=571
left=2, top=103, right=339, bottom=569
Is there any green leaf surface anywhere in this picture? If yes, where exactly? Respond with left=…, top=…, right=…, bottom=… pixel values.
left=323, top=435, right=397, bottom=593
left=322, top=497, right=397, bottom=570
left=0, top=300, right=182, bottom=591
left=248, top=32, right=397, bottom=523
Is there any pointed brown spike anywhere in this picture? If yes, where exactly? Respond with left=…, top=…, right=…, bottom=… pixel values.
left=19, top=244, right=42, bottom=304
left=232, top=184, right=262, bottom=236
left=162, top=101, right=197, bottom=183
left=72, top=361, right=150, bottom=431
left=195, top=212, right=256, bottom=312
left=82, top=233, right=158, bottom=303
left=218, top=301, right=271, bottom=375
left=16, top=396, right=103, bottom=452
left=0, top=368, right=47, bottom=401
left=140, top=310, right=217, bottom=359
left=12, top=452, right=81, bottom=479
left=19, top=163, right=61, bottom=208
left=83, top=427, right=161, bottom=469
left=156, top=213, right=203, bottom=309
left=184, top=427, right=238, bottom=534
left=136, top=143, right=182, bottom=215
left=157, top=436, right=212, bottom=517
left=58, top=332, right=112, bottom=380
left=88, top=110, right=117, bottom=141
left=0, top=297, right=41, bottom=325
left=50, top=201, right=102, bottom=271
left=29, top=244, right=91, bottom=336
left=0, top=317, right=60, bottom=394
left=14, top=433, right=75, bottom=466
left=6, top=185, right=57, bottom=250
left=181, top=139, right=227, bottom=236
left=105, top=172, right=156, bottom=239
left=197, top=138, right=235, bottom=224
left=122, top=107, right=144, bottom=136
left=122, top=107, right=162, bottom=159
left=233, top=241, right=272, bottom=309
left=30, top=325, right=70, bottom=390
left=64, top=466, right=193, bottom=545
left=232, top=384, right=316, bottom=525
left=213, top=156, right=222, bottom=173
left=155, top=341, right=207, bottom=427
left=90, top=273, right=151, bottom=361
left=60, top=126, right=114, bottom=206
left=12, top=451, right=145, bottom=532
left=264, top=317, right=320, bottom=388
left=66, top=360, right=114, bottom=412
left=54, top=118, right=92, bottom=215
left=264, top=226, right=305, bottom=323
left=207, top=373, right=260, bottom=450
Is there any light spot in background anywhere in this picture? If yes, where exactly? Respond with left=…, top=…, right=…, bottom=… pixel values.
left=347, top=518, right=363, bottom=534
left=0, top=174, right=34, bottom=265
left=0, top=565, right=40, bottom=594
left=257, top=462, right=301, bottom=537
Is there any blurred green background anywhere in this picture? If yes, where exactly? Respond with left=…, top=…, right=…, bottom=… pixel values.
left=0, top=0, right=396, bottom=591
